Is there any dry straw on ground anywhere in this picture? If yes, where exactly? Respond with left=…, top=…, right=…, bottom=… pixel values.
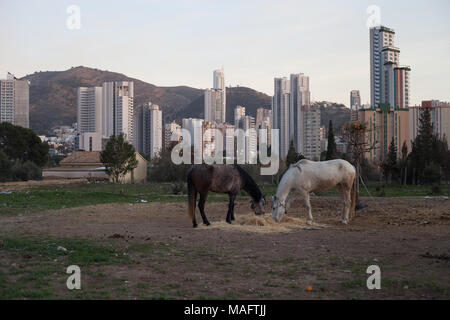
left=197, top=214, right=330, bottom=233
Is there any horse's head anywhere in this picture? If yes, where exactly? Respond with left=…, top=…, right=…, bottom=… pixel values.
left=271, top=195, right=287, bottom=223
left=250, top=195, right=266, bottom=216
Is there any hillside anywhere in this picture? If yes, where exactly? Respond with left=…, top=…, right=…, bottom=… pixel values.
left=21, top=66, right=203, bottom=133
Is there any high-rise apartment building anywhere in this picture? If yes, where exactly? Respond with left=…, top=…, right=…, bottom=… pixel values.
left=370, top=26, right=396, bottom=108
left=205, top=68, right=226, bottom=124
left=272, top=77, right=290, bottom=159
left=289, top=73, right=310, bottom=153
left=370, top=26, right=411, bottom=110
left=0, top=73, right=29, bottom=128
left=77, top=87, right=103, bottom=151
left=135, top=102, right=162, bottom=159
left=302, top=105, right=321, bottom=161
left=243, top=116, right=257, bottom=164
left=102, top=81, right=134, bottom=143
left=205, top=88, right=225, bottom=123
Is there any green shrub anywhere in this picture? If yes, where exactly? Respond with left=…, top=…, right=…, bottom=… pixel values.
left=11, top=161, right=42, bottom=181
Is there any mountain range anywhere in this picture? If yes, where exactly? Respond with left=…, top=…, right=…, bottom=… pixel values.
left=20, top=66, right=349, bottom=134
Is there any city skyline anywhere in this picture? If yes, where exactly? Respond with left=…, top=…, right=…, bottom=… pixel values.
left=1, top=1, right=449, bottom=106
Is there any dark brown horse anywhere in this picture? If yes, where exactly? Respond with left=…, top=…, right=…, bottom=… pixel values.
left=187, top=164, right=266, bottom=228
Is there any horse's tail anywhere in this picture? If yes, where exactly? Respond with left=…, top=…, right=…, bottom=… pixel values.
left=350, top=172, right=357, bottom=218
left=187, top=168, right=197, bottom=227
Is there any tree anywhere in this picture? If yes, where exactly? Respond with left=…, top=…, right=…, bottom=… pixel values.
left=0, top=151, right=12, bottom=181
left=342, top=121, right=376, bottom=208
left=286, top=140, right=305, bottom=167
left=409, top=107, right=433, bottom=184
left=381, top=137, right=398, bottom=184
left=148, top=143, right=191, bottom=182
left=0, top=122, right=49, bottom=167
left=100, top=134, right=138, bottom=183
left=326, top=120, right=338, bottom=160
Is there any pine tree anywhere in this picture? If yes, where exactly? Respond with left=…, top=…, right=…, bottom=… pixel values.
left=382, top=137, right=398, bottom=184
left=286, top=140, right=304, bottom=167
left=326, top=120, right=337, bottom=160
left=410, top=107, right=434, bottom=184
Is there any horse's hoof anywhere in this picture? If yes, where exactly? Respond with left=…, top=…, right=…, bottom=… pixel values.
left=204, top=222, right=211, bottom=226
left=306, top=220, right=313, bottom=226
left=226, top=220, right=232, bottom=225
left=193, top=223, right=198, bottom=228
left=341, top=220, right=348, bottom=225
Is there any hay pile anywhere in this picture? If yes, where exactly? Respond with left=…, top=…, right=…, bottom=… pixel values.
left=198, top=214, right=329, bottom=233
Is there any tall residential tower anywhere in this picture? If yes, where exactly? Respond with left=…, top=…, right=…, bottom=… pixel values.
left=0, top=73, right=29, bottom=128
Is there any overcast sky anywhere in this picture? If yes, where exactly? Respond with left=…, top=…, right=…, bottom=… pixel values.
left=1, top=0, right=449, bottom=106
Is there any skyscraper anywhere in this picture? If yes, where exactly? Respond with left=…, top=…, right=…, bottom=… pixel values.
left=102, top=81, right=134, bottom=143
left=77, top=86, right=103, bottom=151
left=272, top=77, right=290, bottom=159
left=204, top=88, right=225, bottom=123
left=370, top=26, right=410, bottom=110
left=213, top=67, right=226, bottom=117
left=302, top=105, right=321, bottom=161
left=134, top=102, right=162, bottom=159
left=143, top=103, right=162, bottom=159
left=243, top=115, right=257, bottom=164
left=0, top=73, right=29, bottom=128
left=289, top=73, right=310, bottom=153
left=204, top=68, right=226, bottom=123
left=370, top=26, right=396, bottom=108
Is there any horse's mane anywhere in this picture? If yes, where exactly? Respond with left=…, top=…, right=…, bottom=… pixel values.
left=234, top=165, right=263, bottom=201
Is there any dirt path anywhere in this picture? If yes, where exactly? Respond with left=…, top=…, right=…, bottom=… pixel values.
left=0, top=197, right=449, bottom=299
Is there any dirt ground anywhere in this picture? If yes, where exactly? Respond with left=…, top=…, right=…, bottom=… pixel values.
left=1, top=197, right=449, bottom=299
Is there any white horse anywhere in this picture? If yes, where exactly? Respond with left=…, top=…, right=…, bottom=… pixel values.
left=271, top=159, right=357, bottom=225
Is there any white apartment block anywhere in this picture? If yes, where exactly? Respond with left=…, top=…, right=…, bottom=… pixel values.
left=77, top=86, right=103, bottom=151
left=290, top=73, right=310, bottom=153
left=205, top=68, right=226, bottom=124
left=272, top=77, right=290, bottom=160
left=144, top=103, right=162, bottom=159
left=243, top=116, right=257, bottom=164
left=102, top=81, right=134, bottom=143
left=0, top=73, right=29, bottom=128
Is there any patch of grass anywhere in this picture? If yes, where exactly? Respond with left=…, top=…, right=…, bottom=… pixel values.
left=0, top=237, right=132, bottom=266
